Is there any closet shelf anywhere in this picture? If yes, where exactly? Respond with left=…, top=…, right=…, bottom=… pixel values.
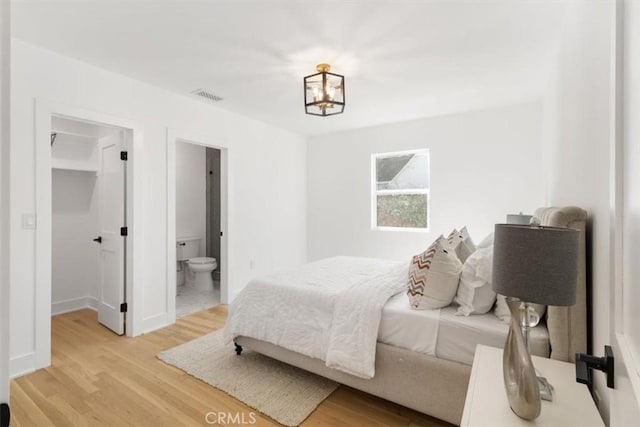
left=51, top=131, right=99, bottom=173
left=51, top=159, right=98, bottom=173
left=51, top=129, right=97, bottom=139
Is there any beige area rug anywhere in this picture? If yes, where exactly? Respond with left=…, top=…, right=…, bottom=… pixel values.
left=158, top=330, right=339, bottom=426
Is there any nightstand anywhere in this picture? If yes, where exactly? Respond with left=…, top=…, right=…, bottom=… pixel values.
left=461, top=345, right=604, bottom=426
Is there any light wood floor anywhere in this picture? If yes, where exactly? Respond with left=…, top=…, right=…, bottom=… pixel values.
left=11, top=307, right=453, bottom=427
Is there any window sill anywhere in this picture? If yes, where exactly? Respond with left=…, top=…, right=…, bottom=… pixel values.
left=372, top=226, right=430, bottom=233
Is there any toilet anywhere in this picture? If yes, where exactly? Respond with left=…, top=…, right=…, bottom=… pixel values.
left=187, top=257, right=217, bottom=292
left=176, top=237, right=217, bottom=292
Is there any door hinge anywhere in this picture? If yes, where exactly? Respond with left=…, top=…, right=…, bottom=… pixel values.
left=220, top=231, right=223, bottom=237
left=120, top=227, right=128, bottom=236
left=120, top=302, right=128, bottom=313
left=1, top=403, right=10, bottom=427
left=120, top=151, right=128, bottom=161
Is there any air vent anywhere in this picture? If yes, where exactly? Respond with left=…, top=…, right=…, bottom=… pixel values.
left=191, top=89, right=224, bottom=103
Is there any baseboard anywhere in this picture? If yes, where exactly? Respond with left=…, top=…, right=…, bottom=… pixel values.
left=51, top=296, right=98, bottom=316
left=142, top=312, right=170, bottom=334
left=10, top=352, right=35, bottom=379
left=87, top=297, right=98, bottom=311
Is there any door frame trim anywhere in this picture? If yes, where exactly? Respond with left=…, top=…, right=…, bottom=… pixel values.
left=35, top=99, right=143, bottom=368
left=166, top=128, right=229, bottom=324
left=610, top=0, right=640, bottom=415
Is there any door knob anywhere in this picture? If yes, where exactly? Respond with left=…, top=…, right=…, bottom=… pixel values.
left=576, top=345, right=614, bottom=389
left=93, top=236, right=103, bottom=243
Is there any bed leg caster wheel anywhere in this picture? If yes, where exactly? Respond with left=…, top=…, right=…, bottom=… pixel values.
left=234, top=342, right=243, bottom=356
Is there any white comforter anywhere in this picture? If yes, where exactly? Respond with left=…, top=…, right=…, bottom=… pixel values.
left=224, top=256, right=408, bottom=379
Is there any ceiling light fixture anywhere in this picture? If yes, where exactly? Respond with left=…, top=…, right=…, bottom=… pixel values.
left=303, top=63, right=345, bottom=116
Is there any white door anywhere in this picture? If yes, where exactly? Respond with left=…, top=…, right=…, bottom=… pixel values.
left=97, top=131, right=126, bottom=335
left=610, top=2, right=640, bottom=424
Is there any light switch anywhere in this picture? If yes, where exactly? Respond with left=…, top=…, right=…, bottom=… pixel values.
left=21, top=213, right=36, bottom=229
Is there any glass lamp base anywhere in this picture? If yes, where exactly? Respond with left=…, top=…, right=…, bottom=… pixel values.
left=519, top=301, right=554, bottom=402
left=537, top=374, right=554, bottom=401
left=503, top=298, right=541, bottom=420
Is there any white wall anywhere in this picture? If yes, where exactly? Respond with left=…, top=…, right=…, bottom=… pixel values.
left=175, top=141, right=206, bottom=256
left=10, top=39, right=307, bottom=376
left=0, top=0, right=11, bottom=409
left=51, top=169, right=100, bottom=314
left=307, top=101, right=545, bottom=262
left=541, top=0, right=613, bottom=421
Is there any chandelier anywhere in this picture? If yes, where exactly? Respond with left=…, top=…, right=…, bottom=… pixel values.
left=303, top=63, right=345, bottom=116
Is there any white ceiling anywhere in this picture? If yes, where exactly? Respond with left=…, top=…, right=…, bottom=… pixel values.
left=11, top=0, right=566, bottom=136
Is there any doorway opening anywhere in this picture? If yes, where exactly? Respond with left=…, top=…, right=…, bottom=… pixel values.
left=174, top=141, right=222, bottom=317
left=51, top=115, right=130, bottom=335
left=34, top=100, right=142, bottom=370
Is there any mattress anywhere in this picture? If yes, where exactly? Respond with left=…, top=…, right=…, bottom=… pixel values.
left=378, top=292, right=550, bottom=366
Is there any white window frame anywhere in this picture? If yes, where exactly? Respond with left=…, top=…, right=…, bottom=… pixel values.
left=371, top=149, right=430, bottom=232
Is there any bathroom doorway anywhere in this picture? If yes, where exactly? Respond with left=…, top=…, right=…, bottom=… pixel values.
left=175, top=141, right=222, bottom=317
left=50, top=115, right=129, bottom=335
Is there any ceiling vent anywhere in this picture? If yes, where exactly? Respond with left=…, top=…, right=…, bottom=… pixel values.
left=191, top=89, right=224, bottom=103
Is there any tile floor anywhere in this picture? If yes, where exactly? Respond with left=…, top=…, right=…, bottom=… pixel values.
left=176, top=280, right=220, bottom=317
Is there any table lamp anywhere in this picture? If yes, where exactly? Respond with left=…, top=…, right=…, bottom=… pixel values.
left=492, top=224, right=579, bottom=420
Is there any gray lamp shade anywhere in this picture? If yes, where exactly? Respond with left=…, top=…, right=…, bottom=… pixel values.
left=492, top=224, right=579, bottom=306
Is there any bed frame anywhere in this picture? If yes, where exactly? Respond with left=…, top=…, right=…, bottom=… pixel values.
left=234, top=206, right=587, bottom=426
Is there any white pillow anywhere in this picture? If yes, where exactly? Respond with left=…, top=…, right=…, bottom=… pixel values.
left=446, top=226, right=477, bottom=263
left=477, top=232, right=494, bottom=249
left=407, top=236, right=463, bottom=310
left=454, top=246, right=496, bottom=316
left=494, top=295, right=547, bottom=325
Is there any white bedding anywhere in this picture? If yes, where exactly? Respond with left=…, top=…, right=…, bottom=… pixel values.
left=227, top=256, right=550, bottom=378
left=436, top=306, right=549, bottom=365
left=224, top=256, right=407, bottom=379
left=377, top=292, right=441, bottom=355
left=377, top=293, right=550, bottom=365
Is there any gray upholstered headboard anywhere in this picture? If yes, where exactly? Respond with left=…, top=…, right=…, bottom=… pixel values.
left=533, top=206, right=587, bottom=363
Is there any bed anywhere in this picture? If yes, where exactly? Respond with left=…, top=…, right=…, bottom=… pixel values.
left=226, top=206, right=587, bottom=425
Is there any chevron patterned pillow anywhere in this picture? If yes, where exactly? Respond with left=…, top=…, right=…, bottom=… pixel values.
left=407, top=236, right=463, bottom=309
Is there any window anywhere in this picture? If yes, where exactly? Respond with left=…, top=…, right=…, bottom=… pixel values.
left=372, top=149, right=430, bottom=230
